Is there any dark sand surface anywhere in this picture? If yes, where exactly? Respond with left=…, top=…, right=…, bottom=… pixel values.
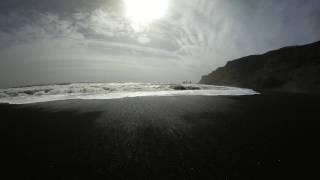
left=1, top=93, right=318, bottom=179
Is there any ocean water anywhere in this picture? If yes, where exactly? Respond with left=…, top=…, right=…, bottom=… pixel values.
left=0, top=83, right=259, bottom=104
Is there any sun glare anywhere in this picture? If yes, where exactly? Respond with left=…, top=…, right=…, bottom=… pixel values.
left=124, top=0, right=169, bottom=24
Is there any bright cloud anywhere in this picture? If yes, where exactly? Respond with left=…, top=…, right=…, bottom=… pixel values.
left=0, top=0, right=319, bottom=88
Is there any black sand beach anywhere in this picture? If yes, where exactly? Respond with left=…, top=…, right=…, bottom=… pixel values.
left=1, top=93, right=318, bottom=179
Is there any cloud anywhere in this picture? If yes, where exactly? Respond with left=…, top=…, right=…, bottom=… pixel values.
left=137, top=36, right=150, bottom=44
left=0, top=0, right=320, bottom=87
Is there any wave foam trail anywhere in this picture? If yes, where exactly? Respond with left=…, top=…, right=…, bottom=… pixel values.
left=0, top=83, right=259, bottom=104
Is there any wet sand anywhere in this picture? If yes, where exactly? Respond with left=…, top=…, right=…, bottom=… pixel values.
left=1, top=93, right=318, bottom=179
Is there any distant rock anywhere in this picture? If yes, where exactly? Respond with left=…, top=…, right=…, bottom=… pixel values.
left=200, top=41, right=320, bottom=94
left=170, top=85, right=201, bottom=90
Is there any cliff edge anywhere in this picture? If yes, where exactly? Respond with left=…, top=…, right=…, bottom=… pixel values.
left=200, top=41, right=320, bottom=93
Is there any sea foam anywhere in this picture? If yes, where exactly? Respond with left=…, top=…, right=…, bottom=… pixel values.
left=0, top=83, right=259, bottom=104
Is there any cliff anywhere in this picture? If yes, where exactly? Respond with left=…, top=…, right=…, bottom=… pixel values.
left=200, top=41, right=320, bottom=93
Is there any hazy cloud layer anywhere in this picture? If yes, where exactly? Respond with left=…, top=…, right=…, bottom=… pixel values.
left=0, top=0, right=319, bottom=87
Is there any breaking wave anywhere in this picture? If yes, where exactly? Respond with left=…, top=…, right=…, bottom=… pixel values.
left=0, top=83, right=259, bottom=104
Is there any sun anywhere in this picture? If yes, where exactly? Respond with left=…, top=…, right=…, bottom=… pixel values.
left=124, top=0, right=169, bottom=24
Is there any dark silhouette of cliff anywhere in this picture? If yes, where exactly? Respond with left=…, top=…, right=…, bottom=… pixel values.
left=200, top=41, right=320, bottom=93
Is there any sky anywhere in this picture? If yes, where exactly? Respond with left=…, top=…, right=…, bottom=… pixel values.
left=0, top=0, right=319, bottom=88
